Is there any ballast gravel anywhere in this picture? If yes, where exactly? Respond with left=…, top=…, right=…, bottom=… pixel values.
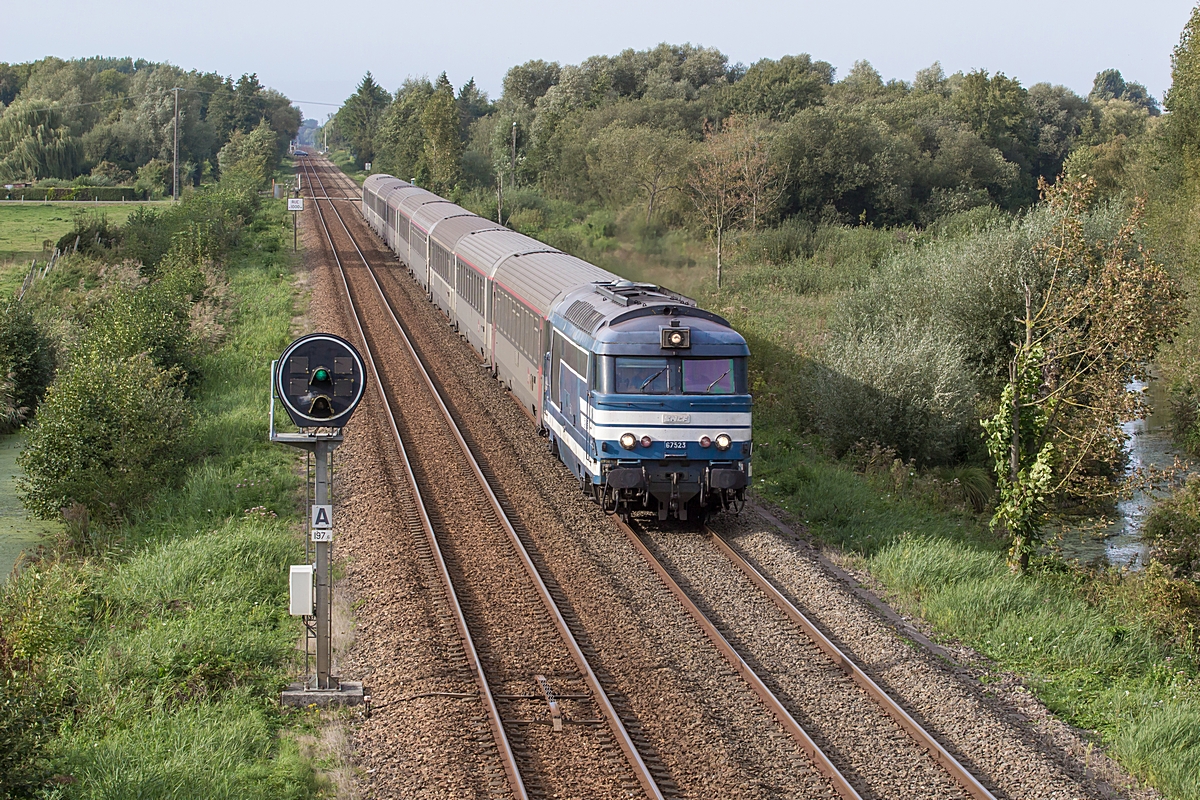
left=708, top=509, right=1161, bottom=800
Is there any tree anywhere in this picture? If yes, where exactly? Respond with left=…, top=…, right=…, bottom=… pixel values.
left=588, top=124, right=688, bottom=221
left=725, top=54, right=833, bottom=119
left=686, top=117, right=757, bottom=288
left=216, top=118, right=277, bottom=186
left=457, top=77, right=492, bottom=133
left=336, top=72, right=390, bottom=167
left=0, top=101, right=84, bottom=181
left=374, top=77, right=433, bottom=182
left=1166, top=5, right=1200, bottom=176
left=729, top=115, right=784, bottom=229
left=1089, top=68, right=1159, bottom=115
left=501, top=60, right=561, bottom=109
left=421, top=74, right=462, bottom=194
left=982, top=177, right=1182, bottom=572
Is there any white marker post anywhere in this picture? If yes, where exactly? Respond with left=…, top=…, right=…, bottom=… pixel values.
left=288, top=197, right=304, bottom=252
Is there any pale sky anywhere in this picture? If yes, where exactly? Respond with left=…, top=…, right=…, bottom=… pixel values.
left=2, top=0, right=1192, bottom=121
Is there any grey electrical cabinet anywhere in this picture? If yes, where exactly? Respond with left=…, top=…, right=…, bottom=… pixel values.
left=289, top=564, right=314, bottom=616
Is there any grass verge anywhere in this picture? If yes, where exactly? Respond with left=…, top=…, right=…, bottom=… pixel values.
left=0, top=197, right=321, bottom=798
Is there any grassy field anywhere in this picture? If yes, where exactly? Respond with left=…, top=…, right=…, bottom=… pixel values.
left=0, top=202, right=166, bottom=296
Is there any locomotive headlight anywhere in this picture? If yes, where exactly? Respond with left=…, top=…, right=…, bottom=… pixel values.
left=699, top=436, right=712, bottom=448
left=715, top=433, right=732, bottom=451
left=640, top=435, right=653, bottom=448
left=620, top=432, right=637, bottom=450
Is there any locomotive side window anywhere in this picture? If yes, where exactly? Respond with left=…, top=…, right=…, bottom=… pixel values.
left=550, top=331, right=589, bottom=408
left=683, top=358, right=735, bottom=394
left=615, top=357, right=670, bottom=394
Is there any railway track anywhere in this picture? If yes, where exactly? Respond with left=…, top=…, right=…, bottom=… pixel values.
left=297, top=157, right=668, bottom=799
left=622, top=517, right=1000, bottom=800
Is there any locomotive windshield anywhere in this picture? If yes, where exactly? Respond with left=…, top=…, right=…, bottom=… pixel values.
left=682, top=358, right=734, bottom=394
left=615, top=357, right=671, bottom=394
left=605, top=356, right=746, bottom=395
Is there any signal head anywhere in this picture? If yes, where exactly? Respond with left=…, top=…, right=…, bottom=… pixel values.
left=276, top=334, right=365, bottom=428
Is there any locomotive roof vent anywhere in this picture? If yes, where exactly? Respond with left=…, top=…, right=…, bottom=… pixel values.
left=564, top=299, right=606, bottom=333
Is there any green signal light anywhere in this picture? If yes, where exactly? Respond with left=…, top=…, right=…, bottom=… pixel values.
left=313, top=368, right=329, bottom=382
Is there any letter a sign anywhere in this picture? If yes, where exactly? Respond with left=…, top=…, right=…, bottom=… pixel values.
left=311, top=505, right=332, bottom=529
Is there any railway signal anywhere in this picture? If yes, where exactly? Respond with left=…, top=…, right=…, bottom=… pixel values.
left=274, top=332, right=363, bottom=428
left=272, top=333, right=366, bottom=707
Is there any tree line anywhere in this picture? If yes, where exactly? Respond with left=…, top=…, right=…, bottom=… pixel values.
left=0, top=57, right=300, bottom=192
left=329, top=45, right=1159, bottom=242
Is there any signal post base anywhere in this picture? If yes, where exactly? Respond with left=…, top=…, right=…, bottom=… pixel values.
left=281, top=680, right=365, bottom=709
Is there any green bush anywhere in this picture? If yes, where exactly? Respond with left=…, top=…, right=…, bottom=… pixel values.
left=54, top=210, right=121, bottom=256
left=82, top=272, right=199, bottom=382
left=18, top=351, right=192, bottom=525
left=742, top=216, right=815, bottom=265
left=1, top=187, right=146, bottom=201
left=811, top=319, right=978, bottom=464
left=119, top=206, right=173, bottom=271
left=0, top=298, right=54, bottom=427
left=1143, top=477, right=1200, bottom=580
left=0, top=675, right=51, bottom=798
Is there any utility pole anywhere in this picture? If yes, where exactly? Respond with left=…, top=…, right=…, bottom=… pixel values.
left=511, top=121, right=517, bottom=189
left=172, top=87, right=181, bottom=202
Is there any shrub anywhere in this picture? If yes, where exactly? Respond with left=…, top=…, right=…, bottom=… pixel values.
left=18, top=351, right=192, bottom=525
left=119, top=206, right=172, bottom=272
left=0, top=298, right=54, bottom=427
left=742, top=216, right=815, bottom=265
left=811, top=319, right=978, bottom=465
left=1143, top=476, right=1200, bottom=580
left=55, top=210, right=121, bottom=255
left=82, top=274, right=199, bottom=381
left=508, top=207, right=546, bottom=234
left=0, top=675, right=51, bottom=799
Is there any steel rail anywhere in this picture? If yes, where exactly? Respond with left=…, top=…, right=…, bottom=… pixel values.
left=297, top=157, right=529, bottom=800
left=301, top=157, right=666, bottom=800
left=612, top=517, right=863, bottom=800
left=705, top=529, right=998, bottom=800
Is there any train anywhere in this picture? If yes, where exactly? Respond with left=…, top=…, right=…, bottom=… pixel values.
left=360, top=173, right=751, bottom=522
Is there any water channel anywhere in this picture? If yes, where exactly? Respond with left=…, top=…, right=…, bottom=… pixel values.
left=0, top=433, right=57, bottom=579
left=1056, top=378, right=1194, bottom=568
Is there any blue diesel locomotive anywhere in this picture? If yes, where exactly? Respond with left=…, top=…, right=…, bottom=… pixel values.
left=360, top=173, right=751, bottom=522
